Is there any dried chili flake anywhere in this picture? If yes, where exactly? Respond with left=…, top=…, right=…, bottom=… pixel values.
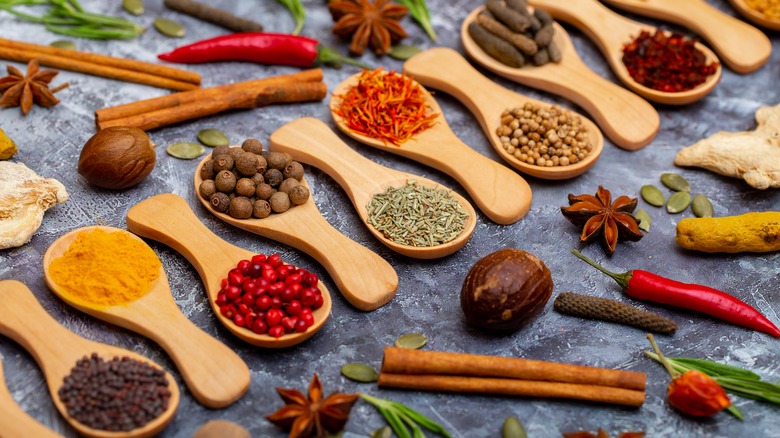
left=333, top=68, right=438, bottom=146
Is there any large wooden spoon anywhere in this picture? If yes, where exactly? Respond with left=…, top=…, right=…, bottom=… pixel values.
left=401, top=48, right=604, bottom=180
left=42, top=226, right=250, bottom=408
left=527, top=0, right=722, bottom=105
left=270, top=118, right=477, bottom=259
left=601, top=0, right=771, bottom=73
left=0, top=280, right=180, bottom=438
left=0, top=358, right=62, bottom=438
left=461, top=8, right=659, bottom=150
left=330, top=73, right=531, bottom=223
left=727, top=0, right=780, bottom=31
left=125, top=193, right=333, bottom=345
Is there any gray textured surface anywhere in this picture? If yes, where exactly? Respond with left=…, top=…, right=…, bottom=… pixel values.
left=1, top=0, right=779, bottom=437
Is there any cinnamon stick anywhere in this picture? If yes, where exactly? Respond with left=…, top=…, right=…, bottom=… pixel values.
left=377, top=374, right=646, bottom=407
left=95, top=69, right=323, bottom=124
left=381, top=347, right=646, bottom=391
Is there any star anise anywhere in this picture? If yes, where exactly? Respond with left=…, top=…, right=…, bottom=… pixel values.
left=266, top=374, right=360, bottom=438
left=328, top=0, right=409, bottom=56
left=561, top=186, right=643, bottom=254
left=0, top=59, right=69, bottom=116
left=563, top=429, right=645, bottom=438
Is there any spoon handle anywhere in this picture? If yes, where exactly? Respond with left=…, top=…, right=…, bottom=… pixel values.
left=0, top=360, right=63, bottom=438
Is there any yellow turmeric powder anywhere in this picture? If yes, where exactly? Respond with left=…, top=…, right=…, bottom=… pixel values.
left=49, top=229, right=161, bottom=307
left=745, top=0, right=780, bottom=19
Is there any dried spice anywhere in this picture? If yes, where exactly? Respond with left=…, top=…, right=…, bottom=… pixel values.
left=328, top=0, right=409, bottom=56
left=563, top=430, right=644, bottom=438
left=0, top=60, right=69, bottom=115
left=394, top=332, right=427, bottom=349
left=745, top=0, right=780, bottom=19
left=333, top=68, right=438, bottom=146
left=560, top=186, right=643, bottom=254
left=553, top=291, right=678, bottom=335
left=266, top=374, right=359, bottom=438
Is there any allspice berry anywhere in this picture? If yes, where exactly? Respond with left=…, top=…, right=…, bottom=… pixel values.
left=235, top=153, right=259, bottom=177
left=256, top=183, right=275, bottom=200
left=266, top=151, right=289, bottom=170
left=212, top=145, right=230, bottom=157
left=256, top=154, right=268, bottom=174
left=200, top=159, right=215, bottom=181
left=264, top=168, right=283, bottom=187
left=269, top=191, right=291, bottom=213
left=77, top=126, right=156, bottom=190
left=210, top=192, right=230, bottom=213
left=289, top=184, right=310, bottom=205
left=212, top=154, right=234, bottom=172
left=253, top=199, right=271, bottom=218
left=284, top=161, right=304, bottom=181
left=228, top=196, right=253, bottom=219
left=242, top=138, right=263, bottom=155
left=227, top=147, right=245, bottom=160
left=199, top=179, right=216, bottom=200
left=278, top=177, right=299, bottom=195
left=214, top=170, right=237, bottom=193
left=250, top=173, right=264, bottom=187
left=235, top=178, right=256, bottom=197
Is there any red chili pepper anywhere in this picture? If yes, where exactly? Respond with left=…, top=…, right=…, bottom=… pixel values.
left=572, top=250, right=780, bottom=337
left=157, top=32, right=368, bottom=69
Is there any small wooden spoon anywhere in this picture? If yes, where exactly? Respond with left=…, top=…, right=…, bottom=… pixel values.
left=270, top=118, right=477, bottom=259
left=0, top=358, right=62, bottom=438
left=125, top=193, right=333, bottom=345
left=602, top=0, right=771, bottom=73
left=42, top=226, right=250, bottom=408
left=461, top=8, right=659, bottom=150
left=330, top=73, right=531, bottom=224
left=0, top=280, right=180, bottom=438
left=401, top=48, right=604, bottom=180
left=728, top=0, right=780, bottom=31
left=192, top=420, right=250, bottom=438
left=527, top=0, right=722, bottom=105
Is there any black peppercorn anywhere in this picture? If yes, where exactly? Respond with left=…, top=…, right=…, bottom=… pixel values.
left=210, top=192, right=230, bottom=212
left=289, top=184, right=310, bottom=205
left=235, top=153, right=259, bottom=177
left=269, top=191, right=291, bottom=213
left=256, top=183, right=275, bottom=200
left=214, top=170, right=237, bottom=193
left=242, top=138, right=263, bottom=155
left=200, top=159, right=215, bottom=181
left=253, top=199, right=271, bottom=218
left=212, top=154, right=234, bottom=172
left=264, top=168, right=283, bottom=187
left=199, top=179, right=216, bottom=200
left=278, top=177, right=299, bottom=195
left=228, top=196, right=253, bottom=219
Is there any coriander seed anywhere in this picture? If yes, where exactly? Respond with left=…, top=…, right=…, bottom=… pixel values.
left=242, top=138, right=263, bottom=154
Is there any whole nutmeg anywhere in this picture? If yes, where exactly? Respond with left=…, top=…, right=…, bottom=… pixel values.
left=77, top=126, right=155, bottom=190
left=460, top=248, right=553, bottom=332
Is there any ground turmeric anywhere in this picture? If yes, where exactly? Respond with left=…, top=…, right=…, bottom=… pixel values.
left=49, top=228, right=162, bottom=307
left=676, top=212, right=780, bottom=253
left=0, top=128, right=17, bottom=160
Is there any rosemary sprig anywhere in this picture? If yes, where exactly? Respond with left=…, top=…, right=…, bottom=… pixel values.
left=360, top=393, right=452, bottom=438
left=275, top=0, right=305, bottom=35
left=395, top=0, right=436, bottom=41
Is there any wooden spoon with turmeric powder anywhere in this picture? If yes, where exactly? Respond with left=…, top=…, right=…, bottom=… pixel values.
left=727, top=0, right=780, bottom=31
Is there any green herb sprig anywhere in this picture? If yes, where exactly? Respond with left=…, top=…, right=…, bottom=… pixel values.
left=360, top=393, right=452, bottom=438
left=396, top=0, right=436, bottom=41
left=275, top=0, right=305, bottom=35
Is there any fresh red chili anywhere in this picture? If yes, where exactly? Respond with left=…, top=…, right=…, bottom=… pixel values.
left=157, top=32, right=367, bottom=68
left=572, top=250, right=780, bottom=337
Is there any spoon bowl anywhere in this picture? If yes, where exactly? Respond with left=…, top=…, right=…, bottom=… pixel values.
left=0, top=280, right=180, bottom=438
left=0, top=359, right=62, bottom=437
left=270, top=118, right=477, bottom=259
left=728, top=0, right=780, bottom=31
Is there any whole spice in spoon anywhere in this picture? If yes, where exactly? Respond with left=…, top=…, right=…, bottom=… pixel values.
left=0, top=59, right=69, bottom=115
left=560, top=186, right=642, bottom=254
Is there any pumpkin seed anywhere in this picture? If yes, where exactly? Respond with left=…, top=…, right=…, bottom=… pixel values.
left=634, top=208, right=651, bottom=232
left=666, top=191, right=691, bottom=214
left=502, top=416, right=528, bottom=438
left=389, top=44, right=423, bottom=60
left=691, top=194, right=714, bottom=218
left=394, top=332, right=427, bottom=349
left=640, top=184, right=665, bottom=207
left=197, top=128, right=229, bottom=147
left=371, top=426, right=393, bottom=438
left=122, top=0, right=144, bottom=15
left=166, top=142, right=204, bottom=159
left=50, top=40, right=76, bottom=50
left=154, top=18, right=185, bottom=37
left=661, top=172, right=690, bottom=192
left=340, top=363, right=378, bottom=383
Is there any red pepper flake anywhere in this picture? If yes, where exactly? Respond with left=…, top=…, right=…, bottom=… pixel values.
left=333, top=68, right=439, bottom=146
left=622, top=30, right=718, bottom=93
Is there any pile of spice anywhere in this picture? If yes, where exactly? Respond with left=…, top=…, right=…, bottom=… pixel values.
left=58, top=353, right=171, bottom=431
left=496, top=103, right=592, bottom=167
left=468, top=0, right=561, bottom=68
left=48, top=229, right=161, bottom=307
left=199, top=139, right=310, bottom=219
left=366, top=180, right=469, bottom=247
left=215, top=253, right=324, bottom=338
left=622, top=30, right=719, bottom=93
left=745, top=0, right=780, bottom=19
left=332, top=68, right=438, bottom=146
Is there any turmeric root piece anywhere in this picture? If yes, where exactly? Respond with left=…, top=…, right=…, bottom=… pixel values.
left=0, top=161, right=68, bottom=249
left=674, top=103, right=780, bottom=189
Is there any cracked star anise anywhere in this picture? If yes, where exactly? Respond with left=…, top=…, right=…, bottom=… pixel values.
left=0, top=60, right=69, bottom=116
left=328, top=0, right=409, bottom=56
left=561, top=186, right=643, bottom=254
left=266, top=374, right=360, bottom=438
left=563, top=429, right=645, bottom=438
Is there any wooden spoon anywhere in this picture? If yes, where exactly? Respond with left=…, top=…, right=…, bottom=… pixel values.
left=270, top=118, right=477, bottom=259
left=601, top=0, right=771, bottom=73
left=125, top=193, right=334, bottom=344
left=192, top=420, right=250, bottom=438
left=330, top=73, right=531, bottom=223
left=0, top=358, right=62, bottom=438
left=42, top=226, right=250, bottom=408
left=0, top=280, right=180, bottom=438
left=527, top=0, right=722, bottom=105
left=401, top=48, right=604, bottom=180
left=727, top=0, right=780, bottom=31
left=461, top=8, right=659, bottom=150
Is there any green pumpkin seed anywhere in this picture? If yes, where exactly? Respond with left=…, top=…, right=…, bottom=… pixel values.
left=394, top=332, right=427, bottom=349
left=661, top=172, right=691, bottom=192
left=389, top=45, right=423, bottom=60
left=634, top=208, right=651, bottom=232
left=166, top=142, right=205, bottom=159
left=502, top=416, right=528, bottom=438
left=154, top=18, right=185, bottom=37
left=640, top=184, right=665, bottom=207
left=666, top=191, right=691, bottom=214
left=122, top=0, right=144, bottom=15
left=340, top=363, right=378, bottom=383
left=370, top=426, right=392, bottom=438
left=197, top=129, right=229, bottom=147
left=691, top=194, right=714, bottom=218
left=50, top=40, right=76, bottom=50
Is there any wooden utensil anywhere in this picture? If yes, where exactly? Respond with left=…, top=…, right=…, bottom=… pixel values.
left=727, top=0, right=780, bottom=32
left=330, top=72, right=533, bottom=223
left=125, top=194, right=333, bottom=345
left=402, top=48, right=604, bottom=180
left=527, top=0, right=722, bottom=105
left=192, top=420, right=250, bottom=438
left=0, top=280, right=180, bottom=438
left=0, top=358, right=62, bottom=438
left=270, top=118, right=477, bottom=259
left=460, top=8, right=659, bottom=150
left=601, top=0, right=771, bottom=73
left=42, top=226, right=250, bottom=408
